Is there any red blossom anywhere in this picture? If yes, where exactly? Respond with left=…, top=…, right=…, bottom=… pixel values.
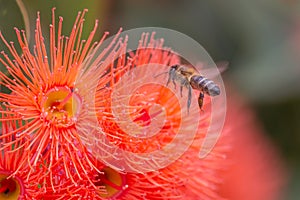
left=0, top=112, right=45, bottom=199
left=0, top=8, right=112, bottom=187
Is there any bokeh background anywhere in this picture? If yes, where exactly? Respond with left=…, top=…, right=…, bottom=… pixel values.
left=1, top=0, right=299, bottom=199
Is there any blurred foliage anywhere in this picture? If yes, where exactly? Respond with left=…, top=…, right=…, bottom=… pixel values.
left=0, top=0, right=107, bottom=72
left=0, top=0, right=24, bottom=72
left=21, top=0, right=106, bottom=39
left=257, top=98, right=300, bottom=163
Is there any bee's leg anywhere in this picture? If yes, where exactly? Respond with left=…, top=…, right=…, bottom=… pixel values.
left=166, top=73, right=171, bottom=86
left=180, top=85, right=183, bottom=97
left=172, top=77, right=176, bottom=89
left=198, top=92, right=204, bottom=111
left=167, top=71, right=177, bottom=89
left=187, top=85, right=192, bottom=114
left=180, top=78, right=189, bottom=97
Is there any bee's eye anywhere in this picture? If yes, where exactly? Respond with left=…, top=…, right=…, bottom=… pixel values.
left=171, top=65, right=178, bottom=69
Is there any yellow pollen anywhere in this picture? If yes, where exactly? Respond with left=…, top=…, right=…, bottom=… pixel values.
left=42, top=87, right=81, bottom=127
left=95, top=167, right=126, bottom=198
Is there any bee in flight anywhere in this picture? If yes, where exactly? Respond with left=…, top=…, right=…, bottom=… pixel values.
left=166, top=64, right=224, bottom=113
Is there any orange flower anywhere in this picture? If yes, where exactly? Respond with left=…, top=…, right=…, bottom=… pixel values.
left=81, top=33, right=229, bottom=199
left=96, top=34, right=180, bottom=155
left=0, top=8, right=118, bottom=186
left=0, top=112, right=45, bottom=199
left=32, top=154, right=107, bottom=200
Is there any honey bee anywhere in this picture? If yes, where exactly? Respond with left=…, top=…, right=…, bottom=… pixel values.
left=166, top=63, right=224, bottom=113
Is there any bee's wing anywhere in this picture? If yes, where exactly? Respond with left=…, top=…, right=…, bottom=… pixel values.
left=197, top=61, right=228, bottom=79
left=215, top=60, right=229, bottom=74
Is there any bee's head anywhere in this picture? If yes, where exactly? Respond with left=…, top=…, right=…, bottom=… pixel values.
left=170, top=65, right=179, bottom=70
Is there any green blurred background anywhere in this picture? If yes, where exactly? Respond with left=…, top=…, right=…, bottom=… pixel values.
left=1, top=0, right=299, bottom=199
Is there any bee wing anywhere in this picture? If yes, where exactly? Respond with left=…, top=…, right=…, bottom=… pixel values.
left=197, top=60, right=228, bottom=79
left=215, top=60, right=229, bottom=73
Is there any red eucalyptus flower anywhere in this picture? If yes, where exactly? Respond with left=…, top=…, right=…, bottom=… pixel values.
left=0, top=8, right=114, bottom=186
left=79, top=33, right=229, bottom=199
left=0, top=112, right=45, bottom=199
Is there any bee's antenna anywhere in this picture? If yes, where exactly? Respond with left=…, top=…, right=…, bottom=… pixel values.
left=153, top=64, right=179, bottom=78
left=153, top=71, right=168, bottom=78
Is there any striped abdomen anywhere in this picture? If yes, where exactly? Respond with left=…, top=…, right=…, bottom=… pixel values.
left=190, top=75, right=220, bottom=96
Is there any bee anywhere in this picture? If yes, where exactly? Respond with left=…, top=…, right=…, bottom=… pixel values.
left=166, top=64, right=224, bottom=113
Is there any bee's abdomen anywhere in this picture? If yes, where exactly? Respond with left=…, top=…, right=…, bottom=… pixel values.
left=190, top=75, right=220, bottom=96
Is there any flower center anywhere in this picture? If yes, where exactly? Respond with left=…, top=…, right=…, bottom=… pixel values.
left=132, top=108, right=151, bottom=126
left=94, top=167, right=127, bottom=199
left=41, top=87, right=81, bottom=127
left=0, top=173, right=23, bottom=200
